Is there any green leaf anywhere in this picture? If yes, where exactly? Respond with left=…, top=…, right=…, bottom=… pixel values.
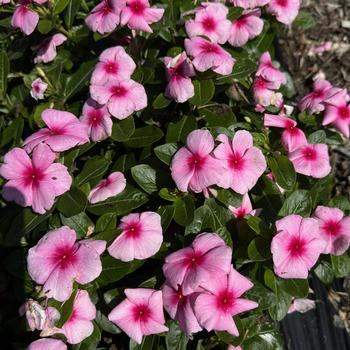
left=173, top=196, right=195, bottom=226
left=165, top=320, right=188, bottom=350
left=37, top=19, right=53, bottom=34
left=95, top=256, right=144, bottom=287
left=185, top=205, right=215, bottom=235
left=200, top=106, right=236, bottom=128
left=166, top=115, right=197, bottom=143
left=125, top=126, right=163, bottom=148
left=112, top=153, right=136, bottom=172
left=131, top=164, right=158, bottom=194
left=328, top=196, right=350, bottom=212
left=307, top=130, right=326, bottom=144
left=247, top=237, right=271, bottom=262
left=278, top=190, right=312, bottom=217
left=56, top=288, right=78, bottom=327
left=88, top=185, right=149, bottom=216
left=268, top=155, right=296, bottom=190
left=0, top=50, right=9, bottom=96
left=227, top=6, right=243, bottom=21
left=53, top=0, right=70, bottom=15
left=60, top=212, right=94, bottom=239
left=64, top=0, right=80, bottom=28
left=95, top=213, right=117, bottom=232
left=159, top=188, right=178, bottom=202
left=111, top=117, right=135, bottom=142
left=75, top=156, right=111, bottom=186
left=189, top=80, right=215, bottom=106
left=154, top=143, right=178, bottom=165
left=157, top=205, right=175, bottom=231
left=153, top=93, right=172, bottom=109
left=331, top=253, right=350, bottom=278
left=246, top=216, right=269, bottom=238
left=63, top=60, right=96, bottom=102
left=314, top=261, right=334, bottom=285
left=279, top=279, right=309, bottom=299
left=57, top=186, right=88, bottom=217
left=230, top=58, right=257, bottom=79
left=216, top=189, right=242, bottom=207
left=95, top=310, right=120, bottom=334
left=294, top=10, right=315, bottom=29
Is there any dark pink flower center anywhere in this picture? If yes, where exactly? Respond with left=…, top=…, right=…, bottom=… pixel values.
left=34, top=85, right=41, bottom=93
left=229, top=154, right=245, bottom=171
left=302, top=147, right=317, bottom=160
left=132, top=304, right=150, bottom=322
left=323, top=220, right=341, bottom=236
left=129, top=0, right=145, bottom=14
left=52, top=245, right=77, bottom=267
left=235, top=17, right=247, bottom=28
left=183, top=250, right=204, bottom=269
left=235, top=208, right=248, bottom=220
left=111, top=85, right=127, bottom=97
left=285, top=120, right=295, bottom=131
left=202, top=16, right=216, bottom=31
left=88, top=110, right=103, bottom=125
left=255, top=77, right=267, bottom=89
left=288, top=237, right=306, bottom=257
left=104, top=61, right=118, bottom=74
left=201, top=42, right=220, bottom=54
left=338, top=106, right=350, bottom=120
left=23, top=166, right=44, bottom=187
left=216, top=290, right=234, bottom=313
left=101, top=1, right=112, bottom=15
left=188, top=153, right=206, bottom=170
left=276, top=0, right=288, bottom=7
left=124, top=221, right=142, bottom=237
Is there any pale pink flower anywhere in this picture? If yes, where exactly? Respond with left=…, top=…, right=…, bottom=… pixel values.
left=213, top=131, right=267, bottom=194
left=170, top=129, right=225, bottom=193
left=228, top=346, right=243, bottom=350
left=228, top=9, right=264, bottom=47
left=0, top=144, right=72, bottom=214
left=108, top=288, right=168, bottom=344
left=271, top=215, right=325, bottom=279
left=34, top=34, right=67, bottom=64
left=264, top=114, right=307, bottom=152
left=90, top=79, right=147, bottom=120
left=288, top=143, right=331, bottom=178
left=308, top=41, right=333, bottom=56
left=27, top=226, right=106, bottom=301
left=323, top=102, right=350, bottom=138
left=185, top=37, right=235, bottom=76
left=256, top=52, right=287, bottom=89
left=30, top=78, right=47, bottom=100
left=194, top=265, right=258, bottom=335
left=229, top=193, right=258, bottom=220
left=60, top=290, right=96, bottom=344
left=267, top=0, right=300, bottom=25
left=11, top=1, right=41, bottom=35
left=0, top=0, right=10, bottom=5
left=120, top=0, right=164, bottom=33
left=85, top=0, right=125, bottom=34
left=163, top=233, right=232, bottom=295
left=185, top=3, right=231, bottom=44
left=88, top=171, right=126, bottom=203
left=164, top=52, right=195, bottom=103
left=19, top=299, right=59, bottom=333
left=162, top=283, right=202, bottom=336
left=253, top=76, right=283, bottom=109
left=231, top=0, right=270, bottom=8
left=23, top=109, right=89, bottom=153
left=288, top=298, right=316, bottom=314
left=314, top=206, right=350, bottom=256
left=91, top=46, right=136, bottom=85
left=108, top=211, right=162, bottom=261
left=27, top=339, right=67, bottom=350
left=80, top=98, right=113, bottom=142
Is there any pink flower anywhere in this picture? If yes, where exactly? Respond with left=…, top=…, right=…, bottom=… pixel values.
left=11, top=1, right=39, bottom=35
left=271, top=215, right=325, bottom=279
left=60, top=290, right=96, bottom=344
left=108, top=288, right=168, bottom=344
left=229, top=193, right=258, bottom=220
left=298, top=79, right=345, bottom=114
left=314, top=206, right=350, bottom=256
left=267, top=0, right=300, bottom=25
left=253, top=76, right=283, bottom=109
left=231, top=0, right=270, bottom=8
left=19, top=299, right=59, bottom=333
left=256, top=52, right=287, bottom=89
left=0, top=0, right=10, bottom=5
left=88, top=171, right=126, bottom=203
left=33, top=34, right=67, bottom=64
left=164, top=52, right=195, bottom=103
left=185, top=37, right=235, bottom=76
left=228, top=346, right=243, bottom=350
left=170, top=129, right=225, bottom=193
left=162, top=283, right=202, bottom=336
left=288, top=298, right=316, bottom=314
left=288, top=143, right=331, bottom=178
left=23, top=109, right=89, bottom=153
left=108, top=211, right=162, bottom=261
left=185, top=3, right=231, bottom=44
left=323, top=102, right=350, bottom=138
left=27, top=339, right=67, bottom=350
left=91, top=46, right=136, bottom=85
left=27, top=226, right=106, bottom=301
left=213, top=131, right=266, bottom=194
left=30, top=78, right=47, bottom=100
left=163, top=233, right=232, bottom=295
left=194, top=265, right=258, bottom=335
left=228, top=9, right=264, bottom=47
left=80, top=98, right=113, bottom=142
left=264, top=114, right=307, bottom=152
left=120, top=0, right=164, bottom=33
left=0, top=144, right=72, bottom=214
left=90, top=79, right=147, bottom=120
left=85, top=0, right=125, bottom=34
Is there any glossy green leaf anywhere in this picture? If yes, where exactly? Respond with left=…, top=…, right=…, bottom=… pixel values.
left=268, top=155, right=296, bottom=190
left=166, top=115, right=197, bottom=143
left=189, top=80, right=215, bottom=106
left=60, top=212, right=94, bottom=239
left=125, top=126, right=163, bottom=148
left=57, top=187, right=88, bottom=217
left=131, top=164, right=158, bottom=194
left=278, top=190, right=312, bottom=217
left=0, top=50, right=9, bottom=96
left=154, top=143, right=178, bottom=165
left=111, top=117, right=135, bottom=142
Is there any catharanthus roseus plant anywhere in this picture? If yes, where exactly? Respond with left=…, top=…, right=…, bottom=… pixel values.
left=0, top=0, right=349, bottom=349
